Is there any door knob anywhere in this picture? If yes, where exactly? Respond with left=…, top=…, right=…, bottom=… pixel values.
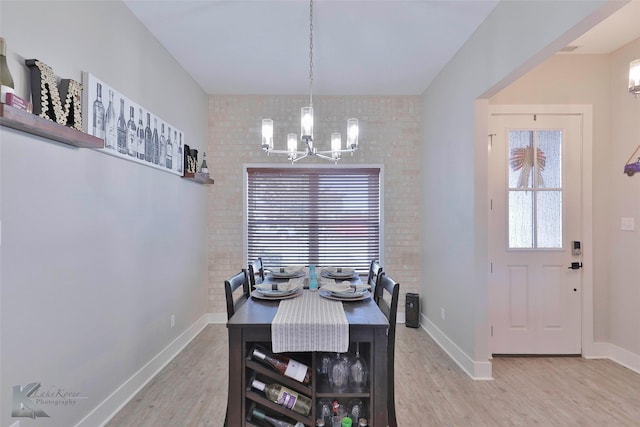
left=568, top=262, right=583, bottom=270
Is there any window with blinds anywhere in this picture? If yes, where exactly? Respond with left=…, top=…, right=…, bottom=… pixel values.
left=246, top=167, right=381, bottom=274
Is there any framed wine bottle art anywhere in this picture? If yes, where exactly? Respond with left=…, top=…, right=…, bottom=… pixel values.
left=81, top=72, right=184, bottom=176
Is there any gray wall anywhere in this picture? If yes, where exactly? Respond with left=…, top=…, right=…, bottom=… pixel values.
left=420, top=0, right=618, bottom=377
left=0, top=2, right=209, bottom=426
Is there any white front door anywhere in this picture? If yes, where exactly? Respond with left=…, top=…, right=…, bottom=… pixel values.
left=489, top=112, right=583, bottom=354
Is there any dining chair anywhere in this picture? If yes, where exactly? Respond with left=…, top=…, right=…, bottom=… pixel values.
left=224, top=269, right=250, bottom=320
left=366, top=259, right=383, bottom=304
left=247, top=257, right=265, bottom=292
left=377, top=272, right=399, bottom=427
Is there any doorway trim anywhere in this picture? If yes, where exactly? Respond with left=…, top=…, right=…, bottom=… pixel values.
left=488, top=104, right=594, bottom=357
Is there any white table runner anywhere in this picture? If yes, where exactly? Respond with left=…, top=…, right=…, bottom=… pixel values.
left=272, top=290, right=349, bottom=353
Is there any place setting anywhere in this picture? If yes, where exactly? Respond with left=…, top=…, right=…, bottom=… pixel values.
left=320, top=266, right=357, bottom=280
left=318, top=277, right=371, bottom=302
left=269, top=265, right=307, bottom=279
left=251, top=277, right=305, bottom=300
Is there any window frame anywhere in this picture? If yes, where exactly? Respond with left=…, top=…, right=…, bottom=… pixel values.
left=243, top=163, right=384, bottom=275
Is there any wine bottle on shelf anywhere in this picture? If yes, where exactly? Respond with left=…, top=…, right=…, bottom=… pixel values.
left=0, top=37, right=15, bottom=103
left=199, top=152, right=208, bottom=174
left=250, top=408, right=304, bottom=427
left=250, top=379, right=312, bottom=416
left=251, top=347, right=312, bottom=385
left=116, top=98, right=127, bottom=154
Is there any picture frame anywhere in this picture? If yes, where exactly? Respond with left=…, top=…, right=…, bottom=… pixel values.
left=82, top=72, right=184, bottom=176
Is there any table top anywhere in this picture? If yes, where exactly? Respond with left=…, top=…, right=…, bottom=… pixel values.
left=227, top=287, right=388, bottom=329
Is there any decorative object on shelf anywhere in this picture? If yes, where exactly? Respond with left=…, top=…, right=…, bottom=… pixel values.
left=25, top=59, right=82, bottom=131
left=3, top=92, right=32, bottom=113
left=260, top=0, right=360, bottom=163
left=199, top=152, right=208, bottom=174
left=0, top=37, right=15, bottom=104
left=81, top=72, right=183, bottom=176
left=624, top=145, right=640, bottom=176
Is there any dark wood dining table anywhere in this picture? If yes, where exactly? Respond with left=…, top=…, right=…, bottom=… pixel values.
left=226, top=272, right=389, bottom=426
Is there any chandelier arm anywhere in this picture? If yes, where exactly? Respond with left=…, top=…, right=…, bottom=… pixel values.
left=316, top=148, right=357, bottom=155
left=291, top=153, right=310, bottom=163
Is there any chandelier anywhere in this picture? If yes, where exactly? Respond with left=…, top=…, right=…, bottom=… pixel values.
left=260, top=0, right=359, bottom=163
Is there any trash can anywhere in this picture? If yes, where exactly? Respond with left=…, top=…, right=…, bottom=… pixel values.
left=405, top=293, right=419, bottom=328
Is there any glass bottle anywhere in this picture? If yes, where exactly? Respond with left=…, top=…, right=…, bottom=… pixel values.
left=250, top=379, right=312, bottom=416
left=116, top=98, right=127, bottom=154
left=92, top=82, right=105, bottom=139
left=166, top=126, right=173, bottom=170
left=127, top=106, right=137, bottom=157
left=159, top=123, right=166, bottom=167
left=0, top=37, right=15, bottom=103
left=152, top=117, right=159, bottom=164
left=251, top=408, right=304, bottom=427
left=251, top=347, right=312, bottom=385
left=137, top=108, right=145, bottom=160
left=144, top=113, right=152, bottom=162
left=104, top=90, right=116, bottom=150
left=199, top=152, right=208, bottom=174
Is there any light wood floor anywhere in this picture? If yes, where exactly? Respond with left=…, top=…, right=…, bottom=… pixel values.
left=107, top=324, right=640, bottom=426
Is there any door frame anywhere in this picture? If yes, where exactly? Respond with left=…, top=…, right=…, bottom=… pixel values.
left=488, top=104, right=594, bottom=357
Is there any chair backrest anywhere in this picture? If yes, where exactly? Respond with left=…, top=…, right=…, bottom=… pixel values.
left=376, top=272, right=399, bottom=427
left=224, top=269, right=250, bottom=320
left=248, top=257, right=265, bottom=291
left=366, top=260, right=383, bottom=303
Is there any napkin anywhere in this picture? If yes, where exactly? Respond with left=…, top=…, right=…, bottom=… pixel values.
left=321, top=267, right=355, bottom=276
left=275, top=265, right=306, bottom=275
left=319, top=278, right=369, bottom=293
left=256, top=277, right=305, bottom=291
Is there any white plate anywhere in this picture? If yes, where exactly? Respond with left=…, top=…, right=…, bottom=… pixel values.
left=319, top=289, right=371, bottom=302
left=321, top=271, right=356, bottom=279
left=329, top=289, right=369, bottom=299
left=256, top=287, right=299, bottom=296
left=251, top=289, right=303, bottom=300
left=271, top=270, right=306, bottom=279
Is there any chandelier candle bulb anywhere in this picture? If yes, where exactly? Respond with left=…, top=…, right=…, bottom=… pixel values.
left=331, top=133, right=342, bottom=159
left=347, top=118, right=359, bottom=149
left=262, top=119, right=274, bottom=150
left=301, top=106, right=313, bottom=141
left=287, top=133, right=298, bottom=157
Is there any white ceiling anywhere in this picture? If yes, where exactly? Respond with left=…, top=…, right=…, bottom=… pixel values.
left=123, top=0, right=640, bottom=96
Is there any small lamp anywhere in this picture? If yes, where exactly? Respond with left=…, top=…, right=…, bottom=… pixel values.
left=629, top=59, right=640, bottom=96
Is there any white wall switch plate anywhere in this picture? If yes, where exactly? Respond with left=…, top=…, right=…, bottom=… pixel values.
left=621, top=217, right=635, bottom=231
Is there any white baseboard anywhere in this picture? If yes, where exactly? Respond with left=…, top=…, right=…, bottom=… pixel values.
left=584, top=342, right=640, bottom=375
left=75, top=313, right=209, bottom=427
left=9, top=421, right=21, bottom=427
left=420, top=313, right=493, bottom=380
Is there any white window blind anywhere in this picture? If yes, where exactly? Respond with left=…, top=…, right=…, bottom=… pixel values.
left=247, top=167, right=381, bottom=274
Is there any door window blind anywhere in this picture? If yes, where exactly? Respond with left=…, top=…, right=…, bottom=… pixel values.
left=247, top=167, right=381, bottom=274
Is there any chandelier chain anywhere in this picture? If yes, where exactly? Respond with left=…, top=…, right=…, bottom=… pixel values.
left=309, top=0, right=313, bottom=107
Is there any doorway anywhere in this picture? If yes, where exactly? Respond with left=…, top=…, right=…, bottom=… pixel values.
left=488, top=105, right=593, bottom=355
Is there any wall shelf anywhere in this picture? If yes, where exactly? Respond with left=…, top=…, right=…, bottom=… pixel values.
left=181, top=171, right=215, bottom=184
left=0, top=103, right=104, bottom=149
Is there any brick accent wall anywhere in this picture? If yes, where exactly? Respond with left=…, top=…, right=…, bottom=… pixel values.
left=207, top=95, right=421, bottom=314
